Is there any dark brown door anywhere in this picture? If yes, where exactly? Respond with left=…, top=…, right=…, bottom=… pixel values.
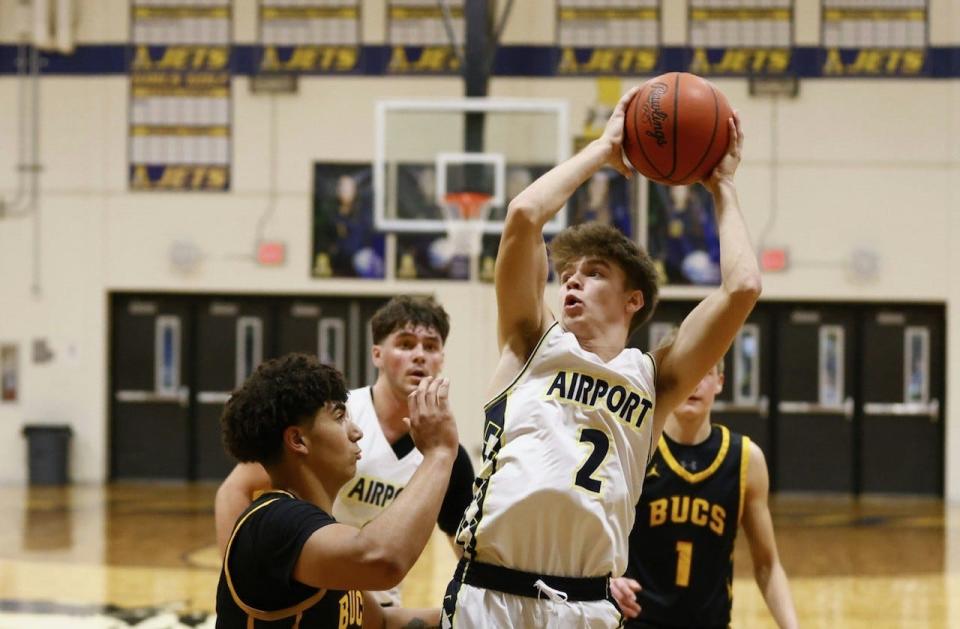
left=859, top=306, right=944, bottom=495
left=193, top=298, right=275, bottom=480
left=775, top=306, right=856, bottom=492
left=111, top=295, right=192, bottom=479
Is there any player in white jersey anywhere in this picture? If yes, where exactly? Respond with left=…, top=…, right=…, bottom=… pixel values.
left=216, top=296, right=475, bottom=607
left=442, top=87, right=761, bottom=628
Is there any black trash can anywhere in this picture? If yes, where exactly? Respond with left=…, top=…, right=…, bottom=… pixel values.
left=22, top=424, right=73, bottom=485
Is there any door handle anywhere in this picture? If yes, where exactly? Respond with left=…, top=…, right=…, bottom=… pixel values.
left=863, top=400, right=940, bottom=421
left=778, top=397, right=854, bottom=420
left=115, top=386, right=189, bottom=408
left=197, top=391, right=232, bottom=405
left=712, top=395, right=769, bottom=418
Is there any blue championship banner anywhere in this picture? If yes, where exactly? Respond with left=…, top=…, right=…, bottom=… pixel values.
left=555, top=1, right=661, bottom=75
left=258, top=1, right=361, bottom=74
left=128, top=1, right=232, bottom=191
left=820, top=0, right=929, bottom=76
left=386, top=1, right=462, bottom=74
left=9, top=44, right=960, bottom=78
left=687, top=1, right=793, bottom=76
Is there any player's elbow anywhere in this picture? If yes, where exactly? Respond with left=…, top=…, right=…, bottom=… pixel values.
left=506, top=197, right=545, bottom=230
left=727, top=271, right=762, bottom=303
left=360, top=550, right=409, bottom=589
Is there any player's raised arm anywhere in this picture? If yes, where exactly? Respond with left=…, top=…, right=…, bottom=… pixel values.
left=292, top=377, right=458, bottom=591
left=496, top=87, right=641, bottom=358
left=653, top=112, right=761, bottom=422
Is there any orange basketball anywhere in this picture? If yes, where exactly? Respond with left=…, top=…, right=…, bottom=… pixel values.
left=623, top=72, right=733, bottom=186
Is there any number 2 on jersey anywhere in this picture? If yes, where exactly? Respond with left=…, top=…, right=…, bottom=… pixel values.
left=675, top=540, right=693, bottom=587
left=575, top=428, right=609, bottom=493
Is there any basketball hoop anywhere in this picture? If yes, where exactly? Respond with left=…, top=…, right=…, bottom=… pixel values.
left=441, top=192, right=493, bottom=258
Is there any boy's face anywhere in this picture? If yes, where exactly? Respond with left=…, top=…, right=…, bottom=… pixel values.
left=302, top=401, right=363, bottom=487
left=372, top=323, right=445, bottom=396
left=674, top=366, right=724, bottom=422
left=558, top=256, right=641, bottom=339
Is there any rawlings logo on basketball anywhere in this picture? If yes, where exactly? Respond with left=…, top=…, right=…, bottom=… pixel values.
left=641, top=82, right=669, bottom=147
left=624, top=72, right=734, bottom=185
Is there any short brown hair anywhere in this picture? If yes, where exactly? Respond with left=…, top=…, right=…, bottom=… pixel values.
left=370, top=295, right=450, bottom=344
left=550, top=223, right=660, bottom=333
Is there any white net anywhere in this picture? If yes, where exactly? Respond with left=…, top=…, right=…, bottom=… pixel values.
left=440, top=192, right=493, bottom=258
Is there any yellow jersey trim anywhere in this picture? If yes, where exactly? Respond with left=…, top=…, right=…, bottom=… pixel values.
left=224, top=491, right=329, bottom=621
left=738, top=436, right=751, bottom=522
left=658, top=425, right=730, bottom=484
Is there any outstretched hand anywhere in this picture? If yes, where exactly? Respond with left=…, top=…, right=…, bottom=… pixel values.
left=610, top=576, right=642, bottom=618
left=703, top=110, right=744, bottom=194
left=599, top=85, right=642, bottom=179
left=402, top=376, right=458, bottom=458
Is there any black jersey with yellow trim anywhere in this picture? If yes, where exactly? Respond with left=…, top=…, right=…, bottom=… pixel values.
left=216, top=490, right=364, bottom=628
left=626, top=425, right=750, bottom=629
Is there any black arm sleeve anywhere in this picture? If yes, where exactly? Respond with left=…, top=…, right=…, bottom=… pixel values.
left=436, top=445, right=476, bottom=535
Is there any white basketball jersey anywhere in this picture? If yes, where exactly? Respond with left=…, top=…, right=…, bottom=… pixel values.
left=334, top=386, right=424, bottom=528
left=333, top=387, right=423, bottom=606
left=456, top=322, right=657, bottom=577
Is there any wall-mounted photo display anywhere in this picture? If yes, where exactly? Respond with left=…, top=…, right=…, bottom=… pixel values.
left=646, top=181, right=720, bottom=286
left=568, top=167, right=635, bottom=239
left=476, top=164, right=555, bottom=283
left=391, top=162, right=470, bottom=280
left=312, top=163, right=386, bottom=279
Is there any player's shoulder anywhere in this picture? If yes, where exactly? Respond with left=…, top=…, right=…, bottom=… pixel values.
left=745, top=438, right=767, bottom=469
left=738, top=437, right=770, bottom=495
left=712, top=425, right=762, bottom=458
left=252, top=490, right=330, bottom=520
left=347, top=385, right=370, bottom=401
left=346, top=386, right=373, bottom=414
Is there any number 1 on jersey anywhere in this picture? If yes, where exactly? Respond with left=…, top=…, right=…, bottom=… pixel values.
left=575, top=428, right=609, bottom=493
left=675, top=540, right=693, bottom=587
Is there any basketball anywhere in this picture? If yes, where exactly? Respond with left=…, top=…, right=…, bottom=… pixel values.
left=623, top=72, right=734, bottom=185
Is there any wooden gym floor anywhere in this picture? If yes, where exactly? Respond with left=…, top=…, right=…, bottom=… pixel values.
left=0, top=484, right=957, bottom=627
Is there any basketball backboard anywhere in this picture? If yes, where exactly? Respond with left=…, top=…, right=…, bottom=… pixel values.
left=374, top=98, right=570, bottom=235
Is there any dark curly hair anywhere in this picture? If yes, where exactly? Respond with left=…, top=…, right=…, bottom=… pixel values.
left=370, top=295, right=450, bottom=344
left=220, top=353, right=348, bottom=465
left=550, top=222, right=660, bottom=334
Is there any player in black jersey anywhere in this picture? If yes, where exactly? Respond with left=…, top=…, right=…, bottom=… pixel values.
left=216, top=353, right=456, bottom=628
left=613, top=345, right=797, bottom=628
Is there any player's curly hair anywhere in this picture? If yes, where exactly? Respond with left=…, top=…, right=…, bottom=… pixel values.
left=550, top=222, right=660, bottom=334
left=371, top=295, right=450, bottom=344
left=221, top=353, right=348, bottom=465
